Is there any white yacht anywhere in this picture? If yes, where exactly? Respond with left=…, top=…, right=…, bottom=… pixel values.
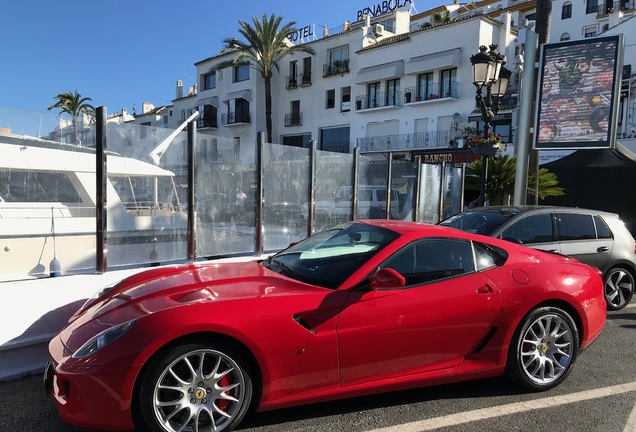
left=0, top=133, right=188, bottom=281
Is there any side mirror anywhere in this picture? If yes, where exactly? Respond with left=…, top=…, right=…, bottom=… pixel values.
left=366, top=268, right=405, bottom=290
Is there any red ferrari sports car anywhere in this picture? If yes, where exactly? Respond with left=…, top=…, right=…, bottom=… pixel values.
left=45, top=220, right=606, bottom=432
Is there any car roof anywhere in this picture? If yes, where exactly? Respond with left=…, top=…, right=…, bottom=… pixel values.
left=356, top=219, right=476, bottom=239
left=464, top=205, right=618, bottom=218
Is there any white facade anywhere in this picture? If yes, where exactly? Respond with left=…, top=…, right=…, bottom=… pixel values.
left=134, top=0, right=636, bottom=154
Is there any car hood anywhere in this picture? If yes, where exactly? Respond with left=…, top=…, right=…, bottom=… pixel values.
left=69, top=260, right=322, bottom=329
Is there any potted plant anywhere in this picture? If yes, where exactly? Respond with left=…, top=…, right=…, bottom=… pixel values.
left=465, top=132, right=503, bottom=156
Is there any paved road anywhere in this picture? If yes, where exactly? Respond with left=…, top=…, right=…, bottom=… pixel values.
left=2, top=304, right=635, bottom=432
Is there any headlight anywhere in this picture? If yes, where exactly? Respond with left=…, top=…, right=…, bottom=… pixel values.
left=72, top=320, right=136, bottom=359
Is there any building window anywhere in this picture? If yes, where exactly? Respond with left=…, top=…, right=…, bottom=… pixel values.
left=368, top=82, right=381, bottom=109
left=562, top=2, right=572, bottom=19
left=326, top=89, right=335, bottom=109
left=376, top=17, right=395, bottom=32
left=288, top=61, right=298, bottom=88
left=285, top=100, right=301, bottom=126
left=319, top=126, right=350, bottom=153
left=417, top=72, right=433, bottom=100
left=301, top=57, right=312, bottom=85
left=203, top=72, right=216, bottom=90
left=200, top=104, right=217, bottom=128
left=561, top=33, right=571, bottom=41
left=234, top=64, right=249, bottom=82
left=326, top=45, right=349, bottom=76
left=440, top=68, right=457, bottom=98
left=386, top=78, right=400, bottom=106
left=586, top=0, right=598, bottom=14
left=341, top=86, right=351, bottom=112
left=584, top=25, right=598, bottom=37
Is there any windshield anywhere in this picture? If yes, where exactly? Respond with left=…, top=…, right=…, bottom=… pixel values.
left=440, top=210, right=516, bottom=235
left=262, top=223, right=399, bottom=289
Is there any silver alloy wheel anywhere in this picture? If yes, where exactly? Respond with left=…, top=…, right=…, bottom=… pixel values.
left=152, top=348, right=245, bottom=432
left=519, top=313, right=574, bottom=385
left=604, top=268, right=634, bottom=309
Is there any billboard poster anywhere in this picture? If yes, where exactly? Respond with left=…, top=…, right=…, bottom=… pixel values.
left=534, top=35, right=624, bottom=150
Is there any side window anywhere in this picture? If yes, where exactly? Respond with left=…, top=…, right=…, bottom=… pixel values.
left=359, top=189, right=373, bottom=202
left=474, top=242, right=508, bottom=271
left=557, top=213, right=596, bottom=241
left=594, top=215, right=613, bottom=239
left=501, top=213, right=554, bottom=244
left=381, top=239, right=474, bottom=286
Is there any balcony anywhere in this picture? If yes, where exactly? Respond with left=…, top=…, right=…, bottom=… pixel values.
left=403, top=81, right=458, bottom=103
left=284, top=113, right=303, bottom=127
left=221, top=111, right=251, bottom=126
left=355, top=91, right=402, bottom=111
left=300, top=72, right=312, bottom=86
left=323, top=60, right=350, bottom=78
left=197, top=117, right=217, bottom=129
left=592, top=0, right=634, bottom=15
left=287, top=75, right=298, bottom=89
left=356, top=131, right=513, bottom=153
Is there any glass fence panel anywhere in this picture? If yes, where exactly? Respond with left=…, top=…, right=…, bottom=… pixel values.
left=442, top=166, right=464, bottom=220
left=262, top=143, right=309, bottom=251
left=357, top=154, right=389, bottom=219
left=106, top=122, right=189, bottom=268
left=313, top=150, right=354, bottom=232
left=196, top=135, right=257, bottom=257
left=418, top=163, right=442, bottom=224
left=390, top=159, right=419, bottom=221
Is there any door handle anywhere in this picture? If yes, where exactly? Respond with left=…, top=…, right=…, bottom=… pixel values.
left=597, top=246, right=609, bottom=253
left=477, top=285, right=493, bottom=294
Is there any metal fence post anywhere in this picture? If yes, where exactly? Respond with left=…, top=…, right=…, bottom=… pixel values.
left=255, top=132, right=264, bottom=255
left=308, top=140, right=316, bottom=237
left=187, top=121, right=196, bottom=262
left=95, top=106, right=107, bottom=273
left=352, top=147, right=360, bottom=220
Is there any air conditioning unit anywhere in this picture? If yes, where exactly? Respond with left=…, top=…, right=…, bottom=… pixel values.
left=373, top=23, right=384, bottom=36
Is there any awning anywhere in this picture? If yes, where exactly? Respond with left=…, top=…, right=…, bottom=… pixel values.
left=197, top=96, right=218, bottom=107
left=405, top=48, right=462, bottom=75
left=222, top=89, right=252, bottom=103
left=355, top=60, right=404, bottom=84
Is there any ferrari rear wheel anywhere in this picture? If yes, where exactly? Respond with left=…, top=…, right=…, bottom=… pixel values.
left=505, top=307, right=579, bottom=391
left=604, top=267, right=634, bottom=311
left=138, top=342, right=253, bottom=432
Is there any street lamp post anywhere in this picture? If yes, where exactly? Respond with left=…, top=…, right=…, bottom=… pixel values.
left=470, top=44, right=512, bottom=206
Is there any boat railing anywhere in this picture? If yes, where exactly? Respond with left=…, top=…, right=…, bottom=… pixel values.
left=0, top=202, right=95, bottom=219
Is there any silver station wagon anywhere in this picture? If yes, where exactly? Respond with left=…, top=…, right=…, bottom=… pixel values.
left=440, top=206, right=636, bottom=310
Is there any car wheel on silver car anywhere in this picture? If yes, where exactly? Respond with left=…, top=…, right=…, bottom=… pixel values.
left=604, top=267, right=635, bottom=311
left=505, top=307, right=579, bottom=391
left=137, top=342, right=253, bottom=432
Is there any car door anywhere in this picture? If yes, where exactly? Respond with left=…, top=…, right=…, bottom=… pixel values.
left=556, top=212, right=613, bottom=270
left=336, top=238, right=503, bottom=387
left=498, top=212, right=560, bottom=253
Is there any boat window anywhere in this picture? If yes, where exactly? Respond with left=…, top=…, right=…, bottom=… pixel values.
left=0, top=170, right=83, bottom=203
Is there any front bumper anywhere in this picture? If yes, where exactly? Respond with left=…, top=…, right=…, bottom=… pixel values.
left=45, top=335, right=139, bottom=431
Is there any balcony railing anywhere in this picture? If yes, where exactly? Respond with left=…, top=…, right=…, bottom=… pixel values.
left=300, top=72, right=312, bottom=86
left=357, top=131, right=513, bottom=153
left=355, top=91, right=402, bottom=110
left=221, top=111, right=251, bottom=125
left=287, top=75, right=298, bottom=89
left=284, top=112, right=302, bottom=127
left=591, top=0, right=634, bottom=14
left=403, top=81, right=458, bottom=103
left=197, top=117, right=217, bottom=129
left=323, top=60, right=350, bottom=77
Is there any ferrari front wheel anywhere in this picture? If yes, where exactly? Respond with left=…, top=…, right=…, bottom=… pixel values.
left=505, top=307, right=579, bottom=391
left=137, top=342, right=253, bottom=432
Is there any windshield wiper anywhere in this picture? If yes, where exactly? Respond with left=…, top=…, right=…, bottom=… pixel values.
left=271, top=258, right=301, bottom=281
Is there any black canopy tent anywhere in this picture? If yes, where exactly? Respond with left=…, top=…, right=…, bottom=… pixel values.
left=542, top=145, right=636, bottom=236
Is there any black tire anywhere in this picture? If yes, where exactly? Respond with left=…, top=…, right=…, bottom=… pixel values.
left=505, top=306, right=579, bottom=391
left=604, top=267, right=634, bottom=311
left=137, top=342, right=253, bottom=432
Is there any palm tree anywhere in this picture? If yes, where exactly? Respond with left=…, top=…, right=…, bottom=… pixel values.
left=465, top=155, right=565, bottom=205
left=47, top=90, right=95, bottom=145
left=431, top=10, right=451, bottom=26
left=214, top=14, right=315, bottom=143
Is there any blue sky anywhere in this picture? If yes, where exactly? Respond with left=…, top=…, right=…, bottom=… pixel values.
left=0, top=0, right=445, bottom=116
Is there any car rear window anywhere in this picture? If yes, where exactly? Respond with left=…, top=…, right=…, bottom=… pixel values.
left=440, top=210, right=514, bottom=235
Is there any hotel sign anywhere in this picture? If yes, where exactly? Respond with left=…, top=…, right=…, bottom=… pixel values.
left=288, top=24, right=316, bottom=44
left=357, top=0, right=413, bottom=21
